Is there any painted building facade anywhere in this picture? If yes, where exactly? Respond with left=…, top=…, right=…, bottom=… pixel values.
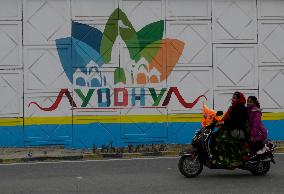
left=0, top=0, right=284, bottom=148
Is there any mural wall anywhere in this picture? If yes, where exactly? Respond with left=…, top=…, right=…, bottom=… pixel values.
left=0, top=0, right=284, bottom=148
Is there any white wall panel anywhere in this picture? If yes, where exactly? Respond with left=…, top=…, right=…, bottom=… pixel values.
left=120, top=90, right=168, bottom=116
left=258, top=20, right=284, bottom=66
left=23, top=0, right=71, bottom=45
left=120, top=0, right=164, bottom=30
left=167, top=67, right=213, bottom=114
left=214, top=44, right=258, bottom=89
left=213, top=0, right=257, bottom=43
left=72, top=0, right=118, bottom=20
left=119, top=89, right=168, bottom=139
left=166, top=21, right=212, bottom=67
left=0, top=0, right=22, bottom=20
left=259, top=67, right=284, bottom=111
left=24, top=46, right=72, bottom=92
left=0, top=0, right=283, bottom=119
left=258, top=0, right=284, bottom=20
left=166, top=0, right=211, bottom=20
left=0, top=21, right=22, bottom=69
left=214, top=90, right=258, bottom=112
left=0, top=70, right=23, bottom=117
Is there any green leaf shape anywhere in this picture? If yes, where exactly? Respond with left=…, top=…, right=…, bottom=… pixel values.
left=100, top=8, right=165, bottom=64
left=99, top=19, right=118, bottom=64
left=100, top=8, right=140, bottom=64
left=114, top=67, right=126, bottom=84
left=137, top=20, right=164, bottom=51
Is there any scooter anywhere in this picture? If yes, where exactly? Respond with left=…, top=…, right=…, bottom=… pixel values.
left=178, top=111, right=275, bottom=178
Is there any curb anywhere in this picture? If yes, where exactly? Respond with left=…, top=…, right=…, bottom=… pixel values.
left=0, top=144, right=283, bottom=164
left=0, top=155, right=84, bottom=164
left=0, top=151, right=181, bottom=164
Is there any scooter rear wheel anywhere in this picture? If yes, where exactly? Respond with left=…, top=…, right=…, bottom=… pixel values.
left=178, top=155, right=203, bottom=178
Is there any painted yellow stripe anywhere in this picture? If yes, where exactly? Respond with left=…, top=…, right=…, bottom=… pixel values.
left=168, top=114, right=203, bottom=122
left=25, top=117, right=72, bottom=125
left=262, top=112, right=284, bottom=120
left=0, top=118, right=23, bottom=126
left=0, top=113, right=283, bottom=126
left=73, top=115, right=167, bottom=124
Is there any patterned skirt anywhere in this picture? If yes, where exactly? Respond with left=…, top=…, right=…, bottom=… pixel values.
left=215, top=129, right=248, bottom=167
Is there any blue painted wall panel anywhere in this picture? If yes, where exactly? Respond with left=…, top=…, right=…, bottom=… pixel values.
left=23, top=124, right=72, bottom=146
left=0, top=120, right=283, bottom=149
left=0, top=126, right=24, bottom=147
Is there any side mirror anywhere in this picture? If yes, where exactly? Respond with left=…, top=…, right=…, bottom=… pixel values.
left=216, top=111, right=223, bottom=116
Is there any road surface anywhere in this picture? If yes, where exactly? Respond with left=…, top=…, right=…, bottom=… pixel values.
left=0, top=155, right=283, bottom=194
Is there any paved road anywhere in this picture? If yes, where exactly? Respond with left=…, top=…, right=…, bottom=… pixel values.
left=0, top=155, right=283, bottom=194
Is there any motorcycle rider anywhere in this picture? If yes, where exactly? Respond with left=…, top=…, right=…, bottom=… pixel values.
left=215, top=91, right=249, bottom=167
left=247, top=96, right=268, bottom=153
left=179, top=94, right=275, bottom=178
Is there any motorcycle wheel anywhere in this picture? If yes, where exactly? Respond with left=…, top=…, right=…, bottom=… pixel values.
left=178, top=155, right=203, bottom=178
left=250, top=161, right=270, bottom=176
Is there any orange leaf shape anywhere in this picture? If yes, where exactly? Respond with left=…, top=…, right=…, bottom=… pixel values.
left=149, top=38, right=185, bottom=82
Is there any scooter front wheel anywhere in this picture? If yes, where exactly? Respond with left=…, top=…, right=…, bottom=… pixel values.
left=250, top=161, right=270, bottom=176
left=178, top=155, right=203, bottom=178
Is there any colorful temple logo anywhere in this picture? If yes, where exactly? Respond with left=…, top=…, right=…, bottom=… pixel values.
left=29, top=8, right=207, bottom=111
left=56, top=8, right=185, bottom=86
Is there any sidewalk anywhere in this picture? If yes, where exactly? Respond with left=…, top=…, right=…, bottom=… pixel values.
left=0, top=144, right=182, bottom=163
left=0, top=142, right=283, bottom=164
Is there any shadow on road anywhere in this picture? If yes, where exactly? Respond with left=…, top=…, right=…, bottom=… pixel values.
left=177, top=169, right=278, bottom=180
left=203, top=173, right=265, bottom=179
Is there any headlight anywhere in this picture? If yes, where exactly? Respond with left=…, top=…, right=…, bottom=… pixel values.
left=195, top=128, right=202, bottom=134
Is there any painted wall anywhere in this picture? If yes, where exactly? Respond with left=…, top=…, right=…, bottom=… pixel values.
left=0, top=0, right=284, bottom=148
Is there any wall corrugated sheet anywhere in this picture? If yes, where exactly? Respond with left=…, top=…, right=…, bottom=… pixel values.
left=0, top=0, right=284, bottom=148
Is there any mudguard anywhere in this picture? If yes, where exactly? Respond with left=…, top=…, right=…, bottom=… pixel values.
left=180, top=146, right=199, bottom=156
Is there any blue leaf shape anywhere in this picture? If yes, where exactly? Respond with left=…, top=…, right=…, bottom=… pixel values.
left=73, top=37, right=104, bottom=66
left=72, top=21, right=103, bottom=55
left=56, top=37, right=104, bottom=84
left=56, top=37, right=75, bottom=83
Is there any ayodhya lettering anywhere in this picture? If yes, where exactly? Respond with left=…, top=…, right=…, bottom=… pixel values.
left=28, top=87, right=207, bottom=111
left=29, top=9, right=207, bottom=112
